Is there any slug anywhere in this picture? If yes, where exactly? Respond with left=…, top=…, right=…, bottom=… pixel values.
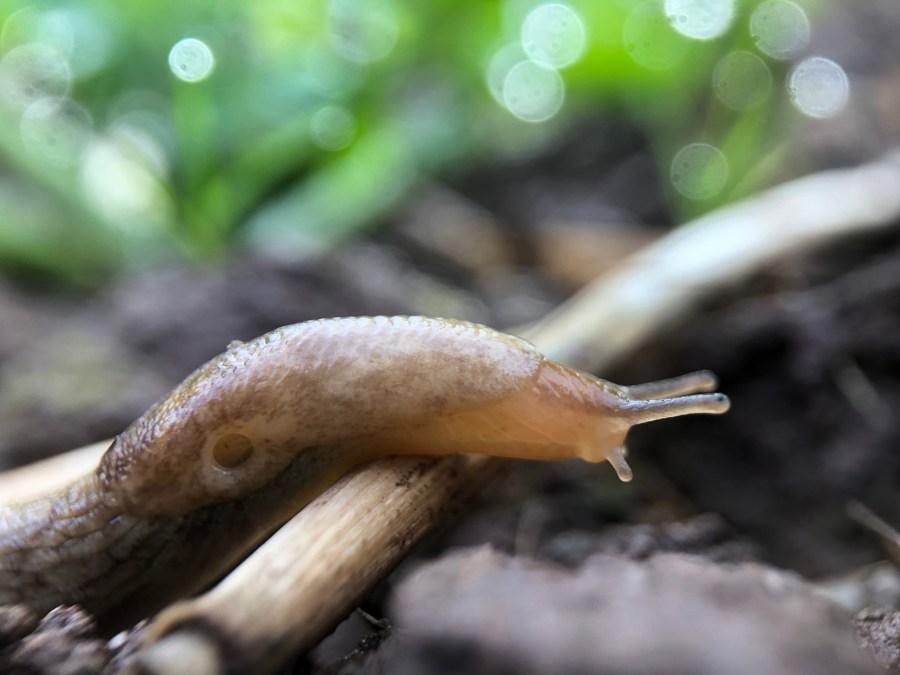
left=0, top=316, right=728, bottom=631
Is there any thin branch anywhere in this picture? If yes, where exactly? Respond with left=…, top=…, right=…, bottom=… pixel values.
left=847, top=501, right=900, bottom=566
left=530, top=149, right=900, bottom=368
left=0, top=441, right=109, bottom=503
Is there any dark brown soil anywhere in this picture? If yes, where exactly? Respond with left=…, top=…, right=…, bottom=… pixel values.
left=621, top=232, right=900, bottom=578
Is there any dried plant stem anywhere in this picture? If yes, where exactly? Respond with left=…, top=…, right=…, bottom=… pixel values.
left=530, top=150, right=900, bottom=368
left=0, top=440, right=109, bottom=503
left=138, top=455, right=497, bottom=673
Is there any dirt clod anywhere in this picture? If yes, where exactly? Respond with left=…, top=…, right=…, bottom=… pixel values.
left=855, top=608, right=900, bottom=672
left=387, top=547, right=881, bottom=675
left=0, top=605, right=107, bottom=675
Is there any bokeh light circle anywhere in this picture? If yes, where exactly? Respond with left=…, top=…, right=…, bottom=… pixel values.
left=310, top=105, right=357, bottom=151
left=521, top=3, right=586, bottom=69
left=168, top=38, right=215, bottom=83
left=750, top=0, right=810, bottom=60
left=20, top=96, right=92, bottom=167
left=670, top=143, right=729, bottom=200
left=328, top=0, right=399, bottom=64
left=0, top=43, right=70, bottom=109
left=665, top=0, right=735, bottom=41
left=713, top=50, right=772, bottom=110
left=486, top=43, right=527, bottom=104
left=502, top=60, right=565, bottom=123
left=788, top=56, right=850, bottom=118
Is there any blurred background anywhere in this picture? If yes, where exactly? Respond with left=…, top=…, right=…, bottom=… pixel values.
left=0, top=0, right=888, bottom=286
left=2, top=0, right=900, bottom=670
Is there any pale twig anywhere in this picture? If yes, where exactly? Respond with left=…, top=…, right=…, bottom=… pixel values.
left=529, top=150, right=900, bottom=368
left=847, top=501, right=900, bottom=566
left=0, top=440, right=109, bottom=503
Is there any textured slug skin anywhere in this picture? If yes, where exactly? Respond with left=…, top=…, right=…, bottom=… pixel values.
left=0, top=316, right=729, bottom=630
left=99, top=316, right=546, bottom=516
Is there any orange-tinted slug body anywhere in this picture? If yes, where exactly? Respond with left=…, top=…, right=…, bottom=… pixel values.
left=0, top=316, right=728, bottom=630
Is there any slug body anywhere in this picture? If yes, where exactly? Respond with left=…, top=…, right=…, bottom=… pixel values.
left=0, top=317, right=728, bottom=630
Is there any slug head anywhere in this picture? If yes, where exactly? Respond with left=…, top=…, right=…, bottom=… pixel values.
left=588, top=369, right=730, bottom=481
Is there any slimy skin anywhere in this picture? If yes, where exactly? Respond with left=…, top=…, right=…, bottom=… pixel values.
left=0, top=316, right=729, bottom=631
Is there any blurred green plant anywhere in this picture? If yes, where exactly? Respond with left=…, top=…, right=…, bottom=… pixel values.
left=0, top=0, right=822, bottom=286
